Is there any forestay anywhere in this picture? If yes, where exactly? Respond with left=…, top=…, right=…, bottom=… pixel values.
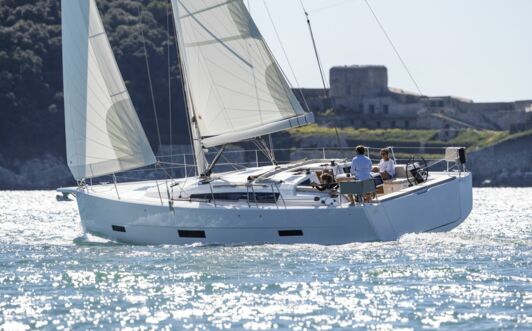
left=62, top=0, right=156, bottom=180
left=171, top=0, right=314, bottom=148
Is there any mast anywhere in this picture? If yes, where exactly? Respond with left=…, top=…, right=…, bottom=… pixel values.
left=171, top=3, right=207, bottom=176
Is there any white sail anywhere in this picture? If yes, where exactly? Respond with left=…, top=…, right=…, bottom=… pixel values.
left=61, top=0, right=156, bottom=180
left=171, top=0, right=314, bottom=148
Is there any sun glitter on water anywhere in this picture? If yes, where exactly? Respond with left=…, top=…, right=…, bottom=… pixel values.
left=0, top=189, right=530, bottom=330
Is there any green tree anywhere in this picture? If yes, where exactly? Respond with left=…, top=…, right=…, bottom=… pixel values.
left=0, top=0, right=187, bottom=166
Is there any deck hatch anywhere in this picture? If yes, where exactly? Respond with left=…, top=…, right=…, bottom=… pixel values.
left=278, top=230, right=303, bottom=237
left=112, top=225, right=126, bottom=232
left=178, top=230, right=206, bottom=238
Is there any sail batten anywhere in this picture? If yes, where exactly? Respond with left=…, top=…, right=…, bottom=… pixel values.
left=62, top=0, right=156, bottom=180
left=171, top=0, right=313, bottom=147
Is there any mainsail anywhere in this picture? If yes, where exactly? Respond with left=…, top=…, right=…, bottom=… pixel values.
left=171, top=0, right=314, bottom=148
left=62, top=0, right=156, bottom=180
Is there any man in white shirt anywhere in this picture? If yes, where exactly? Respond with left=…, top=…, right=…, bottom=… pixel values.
left=351, top=145, right=372, bottom=180
left=373, top=148, right=395, bottom=180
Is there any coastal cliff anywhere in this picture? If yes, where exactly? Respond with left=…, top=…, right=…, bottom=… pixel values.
left=467, top=131, right=532, bottom=187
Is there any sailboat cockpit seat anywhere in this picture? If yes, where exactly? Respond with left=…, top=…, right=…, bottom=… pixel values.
left=394, top=165, right=407, bottom=178
left=381, top=165, right=411, bottom=194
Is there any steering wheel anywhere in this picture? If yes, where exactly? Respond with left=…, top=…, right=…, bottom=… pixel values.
left=405, top=156, right=429, bottom=186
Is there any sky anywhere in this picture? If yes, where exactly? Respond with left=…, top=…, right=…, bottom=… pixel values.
left=247, top=0, right=532, bottom=102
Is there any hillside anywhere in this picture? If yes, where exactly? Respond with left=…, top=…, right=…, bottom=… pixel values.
left=0, top=0, right=187, bottom=173
left=289, top=125, right=509, bottom=148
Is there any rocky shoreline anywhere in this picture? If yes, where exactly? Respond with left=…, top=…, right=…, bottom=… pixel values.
left=467, top=132, right=532, bottom=187
left=0, top=154, right=73, bottom=190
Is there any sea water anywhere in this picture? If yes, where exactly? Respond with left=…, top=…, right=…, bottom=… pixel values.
left=0, top=188, right=530, bottom=330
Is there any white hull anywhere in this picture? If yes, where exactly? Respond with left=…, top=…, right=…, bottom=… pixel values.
left=65, top=170, right=472, bottom=245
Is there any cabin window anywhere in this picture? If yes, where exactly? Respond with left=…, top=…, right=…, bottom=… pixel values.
left=112, top=225, right=126, bottom=232
left=189, top=192, right=279, bottom=203
left=178, top=230, right=206, bottom=238
left=278, top=230, right=304, bottom=237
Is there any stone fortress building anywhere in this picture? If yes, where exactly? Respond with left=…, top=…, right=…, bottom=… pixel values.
left=296, top=65, right=532, bottom=137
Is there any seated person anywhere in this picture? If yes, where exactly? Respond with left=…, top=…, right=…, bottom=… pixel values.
left=351, top=145, right=372, bottom=180
left=308, top=170, right=320, bottom=186
left=372, top=148, right=395, bottom=180
left=312, top=169, right=338, bottom=191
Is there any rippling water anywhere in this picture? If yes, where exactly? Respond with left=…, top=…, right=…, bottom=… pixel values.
left=0, top=189, right=530, bottom=330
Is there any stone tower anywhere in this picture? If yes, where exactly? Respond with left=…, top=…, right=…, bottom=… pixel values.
left=330, top=65, right=388, bottom=109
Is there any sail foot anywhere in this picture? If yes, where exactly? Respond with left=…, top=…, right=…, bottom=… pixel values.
left=201, top=113, right=314, bottom=148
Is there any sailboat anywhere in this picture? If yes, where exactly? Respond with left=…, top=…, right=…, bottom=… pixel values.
left=58, top=0, right=472, bottom=245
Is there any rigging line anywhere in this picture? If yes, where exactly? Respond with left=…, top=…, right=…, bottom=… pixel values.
left=363, top=0, right=423, bottom=95
left=220, top=153, right=245, bottom=171
left=299, top=0, right=345, bottom=148
left=254, top=138, right=275, bottom=165
left=299, top=0, right=329, bottom=96
left=167, top=0, right=173, bottom=175
left=262, top=0, right=311, bottom=112
left=260, top=138, right=274, bottom=161
left=138, top=7, right=163, bottom=149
